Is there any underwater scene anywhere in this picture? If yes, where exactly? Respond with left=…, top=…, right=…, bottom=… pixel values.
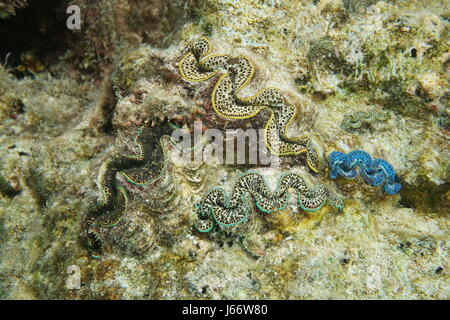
left=0, top=0, right=448, bottom=300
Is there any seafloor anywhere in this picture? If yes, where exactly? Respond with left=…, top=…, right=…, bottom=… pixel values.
left=0, top=0, right=448, bottom=299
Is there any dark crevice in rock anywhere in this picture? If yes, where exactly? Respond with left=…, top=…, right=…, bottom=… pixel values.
left=95, top=78, right=117, bottom=135
left=0, top=0, right=74, bottom=78
left=0, top=175, right=21, bottom=198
